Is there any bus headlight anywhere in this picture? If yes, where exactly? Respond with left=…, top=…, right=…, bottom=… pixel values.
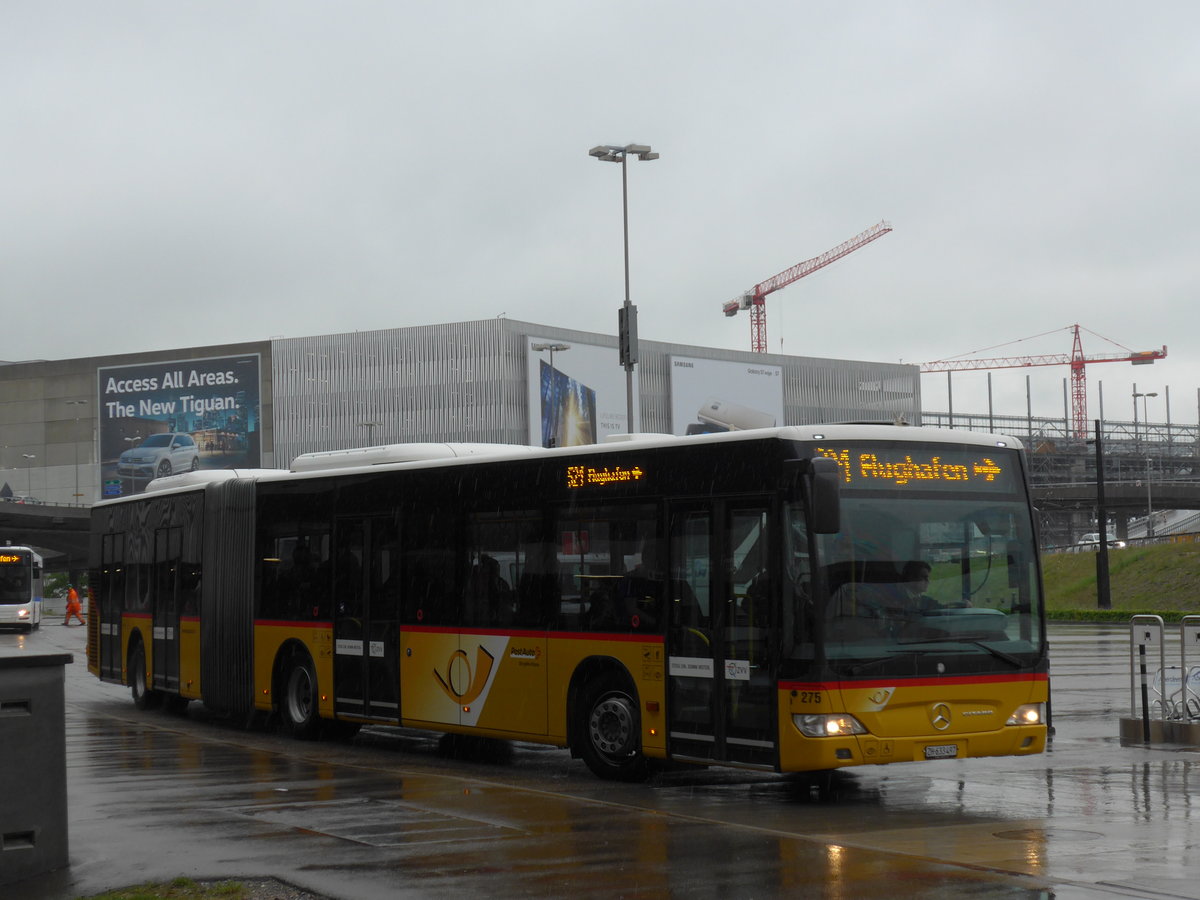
left=1006, top=703, right=1044, bottom=726
left=794, top=714, right=868, bottom=738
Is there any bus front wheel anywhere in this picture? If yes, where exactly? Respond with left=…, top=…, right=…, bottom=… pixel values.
left=130, top=642, right=161, bottom=711
left=576, top=673, right=649, bottom=782
left=281, top=653, right=321, bottom=740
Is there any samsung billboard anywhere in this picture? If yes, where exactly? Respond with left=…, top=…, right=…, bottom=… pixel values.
left=669, top=356, right=783, bottom=436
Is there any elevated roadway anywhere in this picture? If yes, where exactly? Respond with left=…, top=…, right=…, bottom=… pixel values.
left=0, top=502, right=89, bottom=573
left=1032, top=480, right=1200, bottom=513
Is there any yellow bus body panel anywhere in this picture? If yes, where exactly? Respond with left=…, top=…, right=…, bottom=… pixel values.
left=399, top=628, right=667, bottom=753
left=545, top=634, right=667, bottom=755
left=120, top=613, right=152, bottom=687
left=252, top=623, right=335, bottom=717
left=400, top=629, right=548, bottom=735
left=179, top=616, right=201, bottom=699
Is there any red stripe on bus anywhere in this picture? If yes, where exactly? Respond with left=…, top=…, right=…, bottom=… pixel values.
left=780, top=672, right=1049, bottom=691
left=253, top=619, right=333, bottom=629
left=401, top=624, right=663, bottom=644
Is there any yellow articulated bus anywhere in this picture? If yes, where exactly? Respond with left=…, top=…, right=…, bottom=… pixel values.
left=87, top=425, right=1048, bottom=780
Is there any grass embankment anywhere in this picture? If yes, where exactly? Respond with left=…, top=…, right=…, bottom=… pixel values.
left=1043, top=540, right=1200, bottom=622
left=81, top=879, right=245, bottom=900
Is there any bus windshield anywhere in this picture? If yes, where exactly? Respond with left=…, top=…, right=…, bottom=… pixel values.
left=0, top=561, right=32, bottom=603
left=784, top=491, right=1043, bottom=679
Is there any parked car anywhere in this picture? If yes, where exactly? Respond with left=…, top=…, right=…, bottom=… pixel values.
left=1077, top=532, right=1127, bottom=549
left=117, top=433, right=200, bottom=480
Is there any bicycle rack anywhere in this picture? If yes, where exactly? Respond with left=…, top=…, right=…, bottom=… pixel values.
left=1182, top=616, right=1200, bottom=719
left=1122, top=616, right=1200, bottom=745
left=1130, top=616, right=1165, bottom=733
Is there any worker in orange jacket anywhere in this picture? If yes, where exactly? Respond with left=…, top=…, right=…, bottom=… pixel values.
left=64, top=584, right=85, bottom=626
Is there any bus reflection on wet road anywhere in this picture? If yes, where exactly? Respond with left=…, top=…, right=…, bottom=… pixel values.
left=13, top=622, right=1200, bottom=900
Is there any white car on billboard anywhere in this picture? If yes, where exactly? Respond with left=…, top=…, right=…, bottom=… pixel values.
left=117, top=433, right=200, bottom=479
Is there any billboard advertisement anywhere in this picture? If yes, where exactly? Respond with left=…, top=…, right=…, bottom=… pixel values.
left=97, top=354, right=261, bottom=497
left=526, top=339, right=634, bottom=447
left=669, top=356, right=784, bottom=436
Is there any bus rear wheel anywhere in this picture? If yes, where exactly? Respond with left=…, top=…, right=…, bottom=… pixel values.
left=577, top=673, right=649, bottom=782
left=281, top=653, right=321, bottom=740
left=130, top=642, right=161, bottom=711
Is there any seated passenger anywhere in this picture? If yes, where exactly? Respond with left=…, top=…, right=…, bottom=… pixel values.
left=615, top=543, right=665, bottom=629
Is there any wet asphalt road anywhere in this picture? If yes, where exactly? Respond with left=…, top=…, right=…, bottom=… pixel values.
left=5, top=619, right=1198, bottom=900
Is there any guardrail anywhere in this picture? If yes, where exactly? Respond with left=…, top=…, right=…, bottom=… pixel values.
left=1043, top=532, right=1200, bottom=554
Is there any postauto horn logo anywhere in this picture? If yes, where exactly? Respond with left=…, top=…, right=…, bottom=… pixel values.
left=434, top=645, right=496, bottom=706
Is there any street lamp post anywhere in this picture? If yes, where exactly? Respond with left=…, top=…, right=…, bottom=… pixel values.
left=1132, top=388, right=1157, bottom=449
left=66, top=399, right=87, bottom=503
left=122, top=436, right=142, bottom=496
left=1146, top=457, right=1154, bottom=538
left=1135, top=391, right=1158, bottom=429
left=589, top=143, right=659, bottom=434
left=531, top=342, right=571, bottom=447
left=1134, top=390, right=1158, bottom=536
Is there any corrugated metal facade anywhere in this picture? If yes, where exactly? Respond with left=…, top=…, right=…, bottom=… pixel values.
left=271, top=319, right=920, bottom=468
left=0, top=321, right=920, bottom=501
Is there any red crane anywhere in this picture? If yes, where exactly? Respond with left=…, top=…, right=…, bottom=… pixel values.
left=723, top=221, right=892, bottom=353
left=920, top=324, right=1167, bottom=438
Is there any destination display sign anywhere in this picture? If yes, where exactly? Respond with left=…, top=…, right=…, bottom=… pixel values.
left=0, top=553, right=29, bottom=565
left=566, top=463, right=646, bottom=489
left=814, top=445, right=1020, bottom=493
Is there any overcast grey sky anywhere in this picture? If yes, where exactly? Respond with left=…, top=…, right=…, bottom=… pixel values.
left=5, top=1, right=1197, bottom=425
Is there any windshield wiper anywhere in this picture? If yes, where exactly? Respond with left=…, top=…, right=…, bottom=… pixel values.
left=846, top=650, right=931, bottom=675
left=897, top=636, right=1025, bottom=667
left=968, top=640, right=1025, bottom=667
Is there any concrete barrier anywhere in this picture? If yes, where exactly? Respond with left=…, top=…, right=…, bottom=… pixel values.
left=0, top=650, right=72, bottom=886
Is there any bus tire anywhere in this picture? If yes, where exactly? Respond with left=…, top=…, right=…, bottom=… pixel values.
left=281, top=652, right=321, bottom=740
left=129, top=641, right=161, bottom=711
left=576, top=672, right=649, bottom=782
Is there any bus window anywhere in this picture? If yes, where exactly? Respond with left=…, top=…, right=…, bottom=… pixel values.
left=401, top=510, right=457, bottom=625
left=560, top=504, right=659, bottom=634
left=464, top=512, right=529, bottom=628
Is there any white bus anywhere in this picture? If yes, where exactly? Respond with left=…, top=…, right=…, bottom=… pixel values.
left=0, top=545, right=44, bottom=632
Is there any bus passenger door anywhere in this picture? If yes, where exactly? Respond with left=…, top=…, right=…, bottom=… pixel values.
left=152, top=526, right=182, bottom=693
left=333, top=516, right=402, bottom=722
left=666, top=501, right=776, bottom=769
left=99, top=533, right=125, bottom=680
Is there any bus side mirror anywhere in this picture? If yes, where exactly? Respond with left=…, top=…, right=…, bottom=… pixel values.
left=787, top=457, right=841, bottom=535
left=1006, top=540, right=1022, bottom=589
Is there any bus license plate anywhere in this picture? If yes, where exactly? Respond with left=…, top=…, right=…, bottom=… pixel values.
left=924, top=744, right=958, bottom=759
